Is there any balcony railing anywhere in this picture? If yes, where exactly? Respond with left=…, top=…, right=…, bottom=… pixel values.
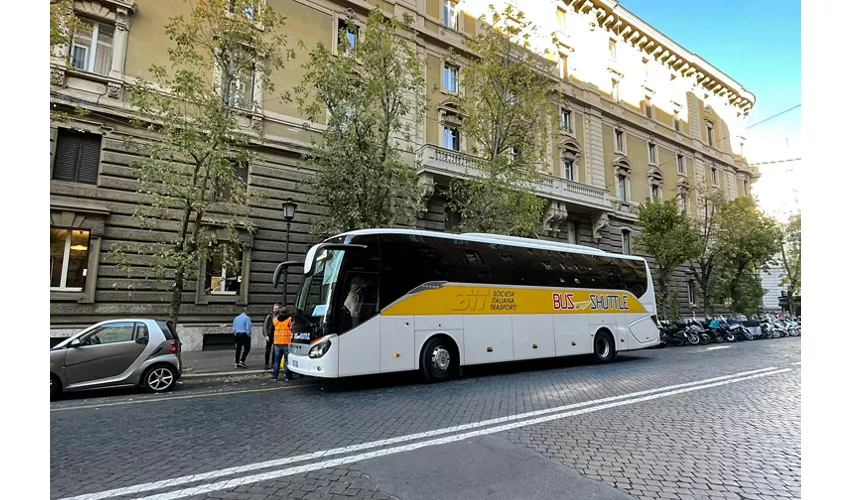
left=417, top=145, right=611, bottom=210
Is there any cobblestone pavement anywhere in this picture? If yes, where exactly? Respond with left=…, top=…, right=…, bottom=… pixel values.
left=50, top=338, right=801, bottom=500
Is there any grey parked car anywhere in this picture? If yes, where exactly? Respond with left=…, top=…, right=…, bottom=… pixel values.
left=50, top=319, right=182, bottom=397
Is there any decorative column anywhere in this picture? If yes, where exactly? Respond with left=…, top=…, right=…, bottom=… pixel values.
left=107, top=6, right=132, bottom=99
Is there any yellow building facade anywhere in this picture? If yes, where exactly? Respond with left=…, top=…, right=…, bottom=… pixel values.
left=49, top=0, right=756, bottom=346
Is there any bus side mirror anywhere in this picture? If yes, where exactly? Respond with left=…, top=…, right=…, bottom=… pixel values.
left=273, top=261, right=303, bottom=288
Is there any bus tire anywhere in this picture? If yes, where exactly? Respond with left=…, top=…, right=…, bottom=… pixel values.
left=592, top=330, right=617, bottom=364
left=420, top=335, right=459, bottom=383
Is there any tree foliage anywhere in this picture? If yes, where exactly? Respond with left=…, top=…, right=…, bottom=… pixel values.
left=111, top=0, right=291, bottom=326
left=50, top=0, right=87, bottom=121
left=446, top=5, right=555, bottom=236
left=687, top=185, right=726, bottom=313
left=712, top=196, right=782, bottom=315
left=293, top=10, right=426, bottom=236
left=779, top=213, right=801, bottom=315
left=636, top=200, right=700, bottom=319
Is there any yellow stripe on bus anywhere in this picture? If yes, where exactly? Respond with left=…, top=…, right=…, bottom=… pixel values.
left=382, top=285, right=647, bottom=316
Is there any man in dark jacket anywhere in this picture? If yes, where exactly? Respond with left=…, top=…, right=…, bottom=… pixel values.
left=263, top=303, right=280, bottom=370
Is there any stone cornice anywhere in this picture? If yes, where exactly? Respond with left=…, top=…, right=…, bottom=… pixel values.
left=585, top=0, right=755, bottom=112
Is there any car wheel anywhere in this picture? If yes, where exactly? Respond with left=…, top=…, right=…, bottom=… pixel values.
left=50, top=374, right=62, bottom=399
left=420, top=336, right=458, bottom=383
left=143, top=365, right=176, bottom=393
left=593, top=330, right=617, bottom=363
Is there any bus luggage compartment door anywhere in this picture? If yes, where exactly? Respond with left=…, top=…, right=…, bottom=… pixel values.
left=512, top=315, right=555, bottom=360
left=380, top=316, right=414, bottom=373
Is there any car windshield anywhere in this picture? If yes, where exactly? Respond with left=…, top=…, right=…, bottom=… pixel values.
left=295, top=249, right=345, bottom=326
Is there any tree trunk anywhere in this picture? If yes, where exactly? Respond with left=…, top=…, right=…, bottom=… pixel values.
left=700, top=281, right=711, bottom=316
left=169, top=263, right=185, bottom=327
left=657, top=274, right=669, bottom=320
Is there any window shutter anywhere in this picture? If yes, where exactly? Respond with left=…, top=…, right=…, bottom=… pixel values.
left=52, top=131, right=80, bottom=181
left=52, top=129, right=101, bottom=184
left=77, top=134, right=102, bottom=184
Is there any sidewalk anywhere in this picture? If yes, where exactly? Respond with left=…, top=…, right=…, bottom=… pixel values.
left=181, top=349, right=272, bottom=378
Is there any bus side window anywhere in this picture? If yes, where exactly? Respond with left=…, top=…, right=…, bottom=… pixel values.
left=339, top=272, right=379, bottom=332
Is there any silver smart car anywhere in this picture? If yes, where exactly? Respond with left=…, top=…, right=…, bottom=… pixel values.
left=50, top=319, right=182, bottom=397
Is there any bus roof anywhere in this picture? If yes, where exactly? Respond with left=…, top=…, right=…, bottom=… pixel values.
left=333, top=228, right=647, bottom=263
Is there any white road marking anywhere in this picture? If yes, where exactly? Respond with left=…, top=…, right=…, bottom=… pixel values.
left=704, top=346, right=731, bottom=351
left=58, top=366, right=780, bottom=500
left=133, top=368, right=792, bottom=500
left=792, top=361, right=801, bottom=365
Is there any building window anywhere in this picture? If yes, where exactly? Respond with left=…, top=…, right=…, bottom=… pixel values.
left=509, top=146, right=520, bottom=164
left=674, top=110, right=681, bottom=132
left=560, top=109, right=572, bottom=132
left=560, top=54, right=569, bottom=79
left=711, top=167, right=719, bottom=186
left=648, top=143, right=657, bottom=164
left=611, top=79, right=619, bottom=102
left=443, top=0, right=459, bottom=30
left=707, top=123, right=715, bottom=147
left=556, top=8, right=567, bottom=32
left=563, top=158, right=575, bottom=181
left=52, top=129, right=101, bottom=184
left=650, top=184, right=661, bottom=202
left=338, top=19, right=359, bottom=55
left=443, top=124, right=460, bottom=151
left=617, top=175, right=628, bottom=202
left=676, top=154, right=685, bottom=174
left=678, top=192, right=687, bottom=213
left=688, top=280, right=697, bottom=305
left=225, top=60, right=255, bottom=109
left=204, top=244, right=243, bottom=295
left=566, top=221, right=577, bottom=244
left=743, top=179, right=749, bottom=195
left=443, top=63, right=459, bottom=93
left=70, top=19, right=114, bottom=76
left=608, top=39, right=617, bottom=61
left=50, top=228, right=90, bottom=290
left=644, top=97, right=653, bottom=118
left=615, top=129, right=625, bottom=153
left=622, top=230, right=631, bottom=254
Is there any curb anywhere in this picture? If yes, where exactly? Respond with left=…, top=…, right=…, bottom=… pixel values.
left=182, top=369, right=269, bottom=379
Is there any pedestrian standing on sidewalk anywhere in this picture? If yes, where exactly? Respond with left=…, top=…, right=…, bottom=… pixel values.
left=233, top=307, right=252, bottom=369
left=271, top=307, right=294, bottom=381
left=263, top=303, right=281, bottom=370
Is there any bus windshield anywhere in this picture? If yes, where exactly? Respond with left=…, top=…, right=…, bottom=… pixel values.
left=295, top=248, right=345, bottom=325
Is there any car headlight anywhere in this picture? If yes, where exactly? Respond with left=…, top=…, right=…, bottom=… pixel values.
left=308, top=339, right=332, bottom=358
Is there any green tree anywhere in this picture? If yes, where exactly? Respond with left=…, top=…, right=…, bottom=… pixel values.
left=446, top=5, right=555, bottom=236
left=293, top=10, right=426, bottom=236
left=50, top=0, right=86, bottom=121
left=635, top=200, right=700, bottom=320
left=687, top=185, right=725, bottom=313
left=713, top=197, right=782, bottom=315
left=779, top=213, right=801, bottom=315
left=111, top=0, right=291, bottom=326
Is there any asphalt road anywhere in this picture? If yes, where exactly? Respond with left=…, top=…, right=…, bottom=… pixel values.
left=50, top=337, right=801, bottom=500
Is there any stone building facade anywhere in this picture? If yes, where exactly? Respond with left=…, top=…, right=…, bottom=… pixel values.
left=49, top=0, right=757, bottom=349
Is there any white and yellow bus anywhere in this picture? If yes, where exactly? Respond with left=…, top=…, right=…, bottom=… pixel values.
left=274, top=229, right=659, bottom=382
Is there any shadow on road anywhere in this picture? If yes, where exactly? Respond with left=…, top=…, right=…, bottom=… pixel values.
left=314, top=353, right=648, bottom=394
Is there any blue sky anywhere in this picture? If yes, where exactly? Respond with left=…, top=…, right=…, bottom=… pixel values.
left=622, top=0, right=801, bottom=133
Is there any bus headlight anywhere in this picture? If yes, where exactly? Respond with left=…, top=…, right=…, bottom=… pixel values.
left=308, top=339, right=332, bottom=358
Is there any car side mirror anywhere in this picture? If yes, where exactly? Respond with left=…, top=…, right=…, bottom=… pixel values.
left=69, top=338, right=82, bottom=348
left=135, top=337, right=148, bottom=345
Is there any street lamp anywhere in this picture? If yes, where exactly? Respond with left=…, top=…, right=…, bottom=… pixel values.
left=282, top=198, right=297, bottom=307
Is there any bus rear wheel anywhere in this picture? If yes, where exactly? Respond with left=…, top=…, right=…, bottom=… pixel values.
left=420, top=336, right=459, bottom=383
left=593, top=330, right=617, bottom=363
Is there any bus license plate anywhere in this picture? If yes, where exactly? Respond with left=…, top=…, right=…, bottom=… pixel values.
left=290, top=359, right=298, bottom=368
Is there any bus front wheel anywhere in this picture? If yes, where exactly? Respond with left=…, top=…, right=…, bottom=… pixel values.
left=420, top=336, right=459, bottom=383
left=593, top=330, right=617, bottom=363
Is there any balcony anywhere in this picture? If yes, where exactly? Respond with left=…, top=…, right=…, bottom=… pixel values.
left=416, top=145, right=612, bottom=211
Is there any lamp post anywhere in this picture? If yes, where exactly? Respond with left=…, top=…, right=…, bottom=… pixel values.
left=282, top=198, right=297, bottom=307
